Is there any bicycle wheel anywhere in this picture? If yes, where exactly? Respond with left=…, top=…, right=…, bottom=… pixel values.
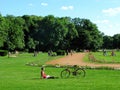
left=61, top=69, right=70, bottom=78
left=75, top=68, right=85, bottom=77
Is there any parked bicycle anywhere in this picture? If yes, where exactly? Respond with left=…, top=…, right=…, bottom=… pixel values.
left=61, top=65, right=86, bottom=78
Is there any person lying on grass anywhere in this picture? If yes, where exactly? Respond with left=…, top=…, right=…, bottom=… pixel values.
left=41, top=67, right=58, bottom=79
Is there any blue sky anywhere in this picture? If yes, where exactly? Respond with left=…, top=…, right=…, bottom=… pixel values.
left=0, top=0, right=120, bottom=36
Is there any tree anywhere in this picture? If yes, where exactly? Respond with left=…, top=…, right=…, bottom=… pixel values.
left=27, top=37, right=39, bottom=51
left=0, top=14, right=105, bottom=52
left=65, top=23, right=78, bottom=49
left=37, top=15, right=68, bottom=51
left=72, top=18, right=103, bottom=51
left=103, top=35, right=113, bottom=49
left=0, top=14, right=7, bottom=47
left=22, top=15, right=42, bottom=51
left=5, top=15, right=25, bottom=51
left=113, top=34, right=120, bottom=49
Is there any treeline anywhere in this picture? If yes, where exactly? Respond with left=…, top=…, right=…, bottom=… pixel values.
left=103, top=35, right=120, bottom=49
left=0, top=14, right=120, bottom=52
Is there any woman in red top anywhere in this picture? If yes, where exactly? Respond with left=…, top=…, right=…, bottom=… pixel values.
left=41, top=67, right=55, bottom=79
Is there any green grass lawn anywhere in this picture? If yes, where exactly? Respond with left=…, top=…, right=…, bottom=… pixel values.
left=0, top=52, right=120, bottom=90
left=85, top=51, right=120, bottom=63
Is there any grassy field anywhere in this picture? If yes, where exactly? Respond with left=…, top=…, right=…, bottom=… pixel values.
left=0, top=52, right=120, bottom=90
left=85, top=51, right=120, bottom=63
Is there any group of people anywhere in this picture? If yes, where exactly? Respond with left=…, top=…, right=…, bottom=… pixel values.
left=103, top=50, right=116, bottom=56
left=66, top=50, right=73, bottom=56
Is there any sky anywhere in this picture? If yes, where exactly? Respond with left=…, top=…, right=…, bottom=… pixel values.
left=0, top=0, right=120, bottom=36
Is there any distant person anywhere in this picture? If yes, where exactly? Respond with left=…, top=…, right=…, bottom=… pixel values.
left=66, top=50, right=69, bottom=55
left=33, top=51, right=37, bottom=57
left=103, top=49, right=107, bottom=56
left=48, top=51, right=51, bottom=56
left=48, top=50, right=53, bottom=56
left=70, top=50, right=73, bottom=56
left=111, top=50, right=116, bottom=56
left=41, top=67, right=57, bottom=79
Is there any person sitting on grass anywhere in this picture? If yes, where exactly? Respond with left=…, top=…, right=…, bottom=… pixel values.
left=41, top=67, right=57, bottom=79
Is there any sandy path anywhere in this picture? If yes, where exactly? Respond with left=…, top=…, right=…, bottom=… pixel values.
left=46, top=53, right=120, bottom=69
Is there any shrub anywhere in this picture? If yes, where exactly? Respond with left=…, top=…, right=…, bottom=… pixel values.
left=0, top=50, right=8, bottom=56
left=56, top=50, right=65, bottom=56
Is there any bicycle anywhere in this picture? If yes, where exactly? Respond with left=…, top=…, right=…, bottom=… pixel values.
left=61, top=65, right=86, bottom=78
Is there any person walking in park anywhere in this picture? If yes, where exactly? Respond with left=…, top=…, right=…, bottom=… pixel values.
left=103, top=49, right=107, bottom=56
left=70, top=50, right=73, bottom=56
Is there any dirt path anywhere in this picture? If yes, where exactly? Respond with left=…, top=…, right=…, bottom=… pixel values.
left=46, top=53, right=120, bottom=69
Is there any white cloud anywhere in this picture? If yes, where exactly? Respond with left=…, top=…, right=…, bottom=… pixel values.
left=41, top=3, right=48, bottom=6
left=94, top=19, right=120, bottom=36
left=28, top=3, right=34, bottom=7
left=61, top=6, right=74, bottom=10
left=94, top=20, right=109, bottom=24
left=102, top=7, right=120, bottom=16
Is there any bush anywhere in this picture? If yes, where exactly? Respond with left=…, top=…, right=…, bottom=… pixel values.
left=0, top=50, right=8, bottom=56
left=56, top=50, right=65, bottom=56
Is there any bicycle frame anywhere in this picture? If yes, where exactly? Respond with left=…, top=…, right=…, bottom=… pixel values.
left=61, top=65, right=86, bottom=78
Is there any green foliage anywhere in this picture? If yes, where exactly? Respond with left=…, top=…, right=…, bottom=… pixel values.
left=113, top=34, right=120, bottom=49
left=0, top=14, right=7, bottom=47
left=103, top=35, right=113, bottom=49
left=22, top=15, right=42, bottom=51
left=56, top=50, right=66, bottom=55
left=103, top=34, right=120, bottom=49
left=38, top=15, right=69, bottom=51
left=5, top=15, right=25, bottom=50
left=0, top=50, right=8, bottom=56
left=27, top=37, right=39, bottom=51
left=1, top=14, right=120, bottom=52
left=18, top=15, right=104, bottom=51
left=72, top=18, right=103, bottom=51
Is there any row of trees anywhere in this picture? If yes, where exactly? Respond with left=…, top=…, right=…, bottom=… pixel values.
left=103, top=34, right=120, bottom=49
left=0, top=14, right=120, bottom=52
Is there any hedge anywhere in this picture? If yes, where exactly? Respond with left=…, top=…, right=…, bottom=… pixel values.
left=0, top=50, right=8, bottom=56
left=56, top=50, right=65, bottom=55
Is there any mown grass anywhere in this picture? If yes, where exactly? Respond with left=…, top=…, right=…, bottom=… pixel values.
left=84, top=51, right=120, bottom=63
left=0, top=52, right=120, bottom=90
